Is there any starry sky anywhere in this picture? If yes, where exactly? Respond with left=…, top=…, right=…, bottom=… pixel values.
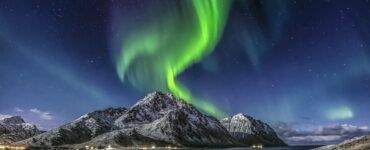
left=1, top=0, right=370, bottom=145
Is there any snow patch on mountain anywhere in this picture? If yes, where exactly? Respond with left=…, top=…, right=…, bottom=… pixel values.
left=16, top=107, right=127, bottom=147
left=0, top=116, right=41, bottom=144
left=221, top=113, right=286, bottom=146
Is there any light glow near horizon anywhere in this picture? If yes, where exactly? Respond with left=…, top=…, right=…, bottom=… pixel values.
left=327, top=106, right=354, bottom=120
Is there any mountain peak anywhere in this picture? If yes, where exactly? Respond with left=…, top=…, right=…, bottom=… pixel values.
left=0, top=116, right=40, bottom=144
left=139, top=91, right=176, bottom=102
left=233, top=113, right=250, bottom=119
left=221, top=113, right=286, bottom=146
left=114, top=92, right=191, bottom=127
left=131, top=91, right=182, bottom=110
left=0, top=116, right=25, bottom=124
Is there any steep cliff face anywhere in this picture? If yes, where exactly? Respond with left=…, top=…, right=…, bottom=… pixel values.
left=0, top=116, right=41, bottom=144
left=221, top=113, right=287, bottom=147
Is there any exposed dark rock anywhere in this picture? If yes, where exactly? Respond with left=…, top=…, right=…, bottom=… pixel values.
left=16, top=107, right=127, bottom=147
left=0, top=116, right=42, bottom=144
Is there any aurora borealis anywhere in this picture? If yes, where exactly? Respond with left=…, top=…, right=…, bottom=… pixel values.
left=115, top=0, right=230, bottom=117
left=327, top=106, right=354, bottom=120
left=1, top=0, right=370, bottom=145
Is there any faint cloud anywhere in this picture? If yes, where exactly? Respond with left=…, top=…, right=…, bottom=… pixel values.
left=14, top=107, right=24, bottom=112
left=287, top=135, right=342, bottom=142
left=271, top=122, right=370, bottom=145
left=29, top=108, right=53, bottom=120
left=0, top=114, right=12, bottom=120
left=326, top=106, right=353, bottom=120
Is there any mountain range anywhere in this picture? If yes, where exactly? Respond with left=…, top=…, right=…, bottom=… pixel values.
left=2, top=92, right=286, bottom=149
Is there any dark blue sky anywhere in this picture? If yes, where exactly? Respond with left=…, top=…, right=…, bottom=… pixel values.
left=0, top=0, right=370, bottom=144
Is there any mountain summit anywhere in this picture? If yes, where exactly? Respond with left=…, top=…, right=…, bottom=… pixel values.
left=0, top=116, right=41, bottom=144
left=81, top=92, right=237, bottom=148
left=220, top=113, right=286, bottom=146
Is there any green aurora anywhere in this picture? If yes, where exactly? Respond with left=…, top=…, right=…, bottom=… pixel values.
left=327, top=106, right=354, bottom=120
left=116, top=0, right=231, bottom=117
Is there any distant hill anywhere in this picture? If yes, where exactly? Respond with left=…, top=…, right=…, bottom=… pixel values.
left=314, top=135, right=370, bottom=150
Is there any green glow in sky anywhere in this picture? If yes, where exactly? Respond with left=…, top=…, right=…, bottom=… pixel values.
left=327, top=106, right=354, bottom=120
left=116, top=0, right=230, bottom=117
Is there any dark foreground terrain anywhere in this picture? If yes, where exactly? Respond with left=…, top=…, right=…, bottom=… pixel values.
left=314, top=135, right=370, bottom=150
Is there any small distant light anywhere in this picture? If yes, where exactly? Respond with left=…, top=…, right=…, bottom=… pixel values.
left=250, top=144, right=263, bottom=149
left=151, top=145, right=156, bottom=149
left=105, top=145, right=116, bottom=150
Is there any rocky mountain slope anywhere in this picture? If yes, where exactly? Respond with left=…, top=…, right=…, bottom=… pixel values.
left=0, top=116, right=41, bottom=144
left=220, top=113, right=287, bottom=147
left=71, top=92, right=237, bottom=148
left=16, top=107, right=127, bottom=147
left=314, top=135, right=370, bottom=150
left=17, top=92, right=238, bottom=148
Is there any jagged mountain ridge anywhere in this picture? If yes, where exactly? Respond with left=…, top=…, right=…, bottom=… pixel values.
left=14, top=92, right=288, bottom=148
left=220, top=113, right=287, bottom=146
left=17, top=92, right=238, bottom=148
left=0, top=116, right=41, bottom=144
left=118, top=92, right=236, bottom=147
left=16, top=107, right=127, bottom=147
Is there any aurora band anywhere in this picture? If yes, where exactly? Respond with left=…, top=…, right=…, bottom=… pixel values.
left=116, top=0, right=230, bottom=117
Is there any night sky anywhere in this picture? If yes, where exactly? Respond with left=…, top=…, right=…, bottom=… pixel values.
left=1, top=0, right=370, bottom=145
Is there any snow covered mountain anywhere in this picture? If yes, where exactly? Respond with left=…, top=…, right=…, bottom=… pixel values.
left=72, top=92, right=237, bottom=148
left=220, top=113, right=286, bottom=147
left=17, top=92, right=237, bottom=148
left=16, top=107, right=127, bottom=147
left=0, top=116, right=41, bottom=144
